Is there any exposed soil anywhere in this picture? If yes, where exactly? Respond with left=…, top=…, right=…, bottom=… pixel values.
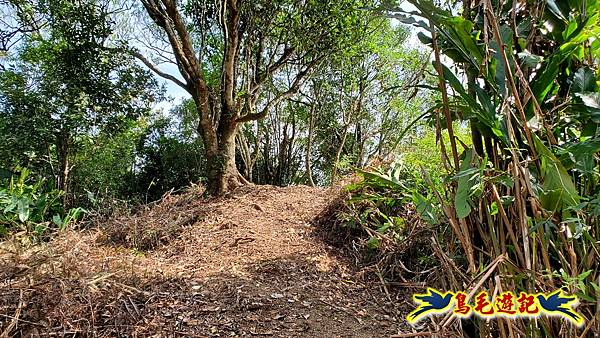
left=0, top=185, right=408, bottom=337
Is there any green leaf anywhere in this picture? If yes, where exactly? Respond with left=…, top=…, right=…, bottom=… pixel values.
left=417, top=31, right=432, bottom=44
left=444, top=16, right=484, bottom=65
left=52, top=214, right=63, bottom=226
left=473, top=83, right=496, bottom=120
left=358, top=169, right=405, bottom=191
left=576, top=92, right=600, bottom=109
left=412, top=192, right=438, bottom=224
left=518, top=51, right=544, bottom=68
left=455, top=149, right=476, bottom=219
left=34, top=224, right=47, bottom=235
left=578, top=270, right=593, bottom=280
left=367, top=236, right=380, bottom=249
left=547, top=0, right=568, bottom=22
left=534, top=135, right=580, bottom=212
left=572, top=67, right=597, bottom=93
left=575, top=291, right=595, bottom=302
left=377, top=222, right=391, bottom=233
left=406, top=0, right=482, bottom=69
left=442, top=65, right=507, bottom=142
left=4, top=196, right=17, bottom=213
left=17, top=198, right=30, bottom=222
left=530, top=43, right=579, bottom=113
left=557, top=138, right=600, bottom=173
left=0, top=168, right=14, bottom=179
left=490, top=201, right=499, bottom=216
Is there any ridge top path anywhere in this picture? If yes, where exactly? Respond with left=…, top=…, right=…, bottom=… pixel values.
left=0, top=185, right=404, bottom=337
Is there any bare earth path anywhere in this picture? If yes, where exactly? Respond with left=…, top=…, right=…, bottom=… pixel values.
left=1, top=185, right=403, bottom=337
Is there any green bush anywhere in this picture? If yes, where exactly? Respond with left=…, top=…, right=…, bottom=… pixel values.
left=344, top=160, right=438, bottom=242
left=0, top=168, right=84, bottom=237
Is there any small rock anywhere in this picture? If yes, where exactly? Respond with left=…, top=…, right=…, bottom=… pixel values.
left=270, top=293, right=284, bottom=299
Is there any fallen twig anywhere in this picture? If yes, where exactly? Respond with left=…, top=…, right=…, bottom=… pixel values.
left=2, top=289, right=24, bottom=337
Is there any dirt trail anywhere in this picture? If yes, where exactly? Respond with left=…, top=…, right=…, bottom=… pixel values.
left=1, top=185, right=404, bottom=337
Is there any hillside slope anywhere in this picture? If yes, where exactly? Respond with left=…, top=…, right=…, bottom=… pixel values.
left=1, top=185, right=404, bottom=337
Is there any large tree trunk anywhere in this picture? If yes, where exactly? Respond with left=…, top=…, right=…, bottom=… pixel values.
left=194, top=97, right=242, bottom=195
left=205, top=130, right=241, bottom=195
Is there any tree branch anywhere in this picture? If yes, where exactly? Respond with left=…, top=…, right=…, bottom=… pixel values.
left=141, top=0, right=197, bottom=85
left=236, top=56, right=321, bottom=123
left=250, top=46, right=294, bottom=94
left=221, top=0, right=240, bottom=113
left=129, top=49, right=188, bottom=91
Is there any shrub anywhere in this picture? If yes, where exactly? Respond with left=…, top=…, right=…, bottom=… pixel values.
left=0, top=168, right=85, bottom=237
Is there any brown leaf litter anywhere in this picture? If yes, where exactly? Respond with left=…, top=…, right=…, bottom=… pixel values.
left=1, top=184, right=410, bottom=337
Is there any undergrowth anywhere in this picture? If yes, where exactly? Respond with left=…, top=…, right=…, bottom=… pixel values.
left=0, top=168, right=84, bottom=241
left=331, top=160, right=446, bottom=286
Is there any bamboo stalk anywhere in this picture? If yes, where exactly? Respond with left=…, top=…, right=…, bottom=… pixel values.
left=420, top=166, right=477, bottom=274
left=429, top=19, right=460, bottom=171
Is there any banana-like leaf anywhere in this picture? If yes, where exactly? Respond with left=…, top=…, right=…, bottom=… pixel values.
left=442, top=65, right=508, bottom=144
left=488, top=25, right=515, bottom=99
left=357, top=169, right=406, bottom=191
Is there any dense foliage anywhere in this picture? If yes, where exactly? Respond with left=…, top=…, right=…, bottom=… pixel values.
left=0, top=169, right=84, bottom=238
left=350, top=0, right=600, bottom=336
left=0, top=0, right=162, bottom=206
